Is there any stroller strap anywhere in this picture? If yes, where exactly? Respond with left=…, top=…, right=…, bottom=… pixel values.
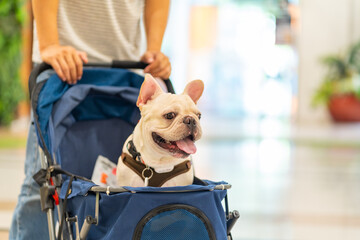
left=121, top=153, right=192, bottom=187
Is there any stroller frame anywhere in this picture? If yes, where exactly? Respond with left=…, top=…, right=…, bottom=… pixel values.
left=30, top=61, right=239, bottom=240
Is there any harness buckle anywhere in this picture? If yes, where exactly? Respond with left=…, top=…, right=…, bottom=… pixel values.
left=142, top=167, right=153, bottom=179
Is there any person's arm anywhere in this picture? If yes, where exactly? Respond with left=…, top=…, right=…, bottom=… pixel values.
left=141, top=0, right=171, bottom=79
left=32, top=0, right=87, bottom=84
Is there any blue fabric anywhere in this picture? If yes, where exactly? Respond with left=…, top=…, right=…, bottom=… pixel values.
left=60, top=180, right=227, bottom=199
left=56, top=118, right=134, bottom=179
left=47, top=85, right=140, bottom=179
left=50, top=85, right=139, bottom=151
left=36, top=68, right=143, bottom=151
left=123, top=182, right=227, bottom=193
left=60, top=180, right=228, bottom=240
left=60, top=179, right=96, bottom=199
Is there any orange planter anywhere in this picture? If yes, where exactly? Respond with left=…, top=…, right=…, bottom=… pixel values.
left=328, top=94, right=360, bottom=122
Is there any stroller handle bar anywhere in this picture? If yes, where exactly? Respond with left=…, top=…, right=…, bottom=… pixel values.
left=29, top=60, right=175, bottom=99
left=87, top=60, right=148, bottom=69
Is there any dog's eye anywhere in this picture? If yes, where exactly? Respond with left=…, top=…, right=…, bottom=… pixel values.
left=164, top=112, right=176, bottom=120
left=197, top=113, right=202, bottom=120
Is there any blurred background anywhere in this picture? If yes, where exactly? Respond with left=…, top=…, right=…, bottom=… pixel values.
left=1, top=0, right=360, bottom=239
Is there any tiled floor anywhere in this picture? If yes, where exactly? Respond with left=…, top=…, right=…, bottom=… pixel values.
left=195, top=118, right=360, bottom=240
left=0, top=148, right=25, bottom=234
left=195, top=140, right=360, bottom=240
left=1, top=118, right=360, bottom=240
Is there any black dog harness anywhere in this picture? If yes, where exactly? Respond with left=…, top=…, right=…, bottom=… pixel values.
left=121, top=140, right=192, bottom=187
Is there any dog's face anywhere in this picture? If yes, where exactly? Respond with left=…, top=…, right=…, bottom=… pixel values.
left=135, top=75, right=204, bottom=161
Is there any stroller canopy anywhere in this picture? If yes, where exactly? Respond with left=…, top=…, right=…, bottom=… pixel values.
left=33, top=68, right=144, bottom=178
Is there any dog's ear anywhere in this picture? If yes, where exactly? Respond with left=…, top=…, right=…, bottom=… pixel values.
left=137, top=74, right=163, bottom=109
left=183, top=80, right=204, bottom=104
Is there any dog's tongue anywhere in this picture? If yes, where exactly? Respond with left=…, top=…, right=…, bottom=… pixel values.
left=175, top=138, right=197, bottom=154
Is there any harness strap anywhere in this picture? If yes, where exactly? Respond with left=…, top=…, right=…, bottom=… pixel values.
left=121, top=153, right=192, bottom=187
left=127, top=139, right=142, bottom=162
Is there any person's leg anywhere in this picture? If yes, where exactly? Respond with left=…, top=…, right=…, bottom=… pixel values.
left=9, top=118, right=49, bottom=240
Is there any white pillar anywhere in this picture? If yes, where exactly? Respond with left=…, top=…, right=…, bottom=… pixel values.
left=297, top=0, right=359, bottom=123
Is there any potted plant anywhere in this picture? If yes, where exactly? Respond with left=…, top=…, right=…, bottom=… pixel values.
left=0, top=1, right=25, bottom=125
left=312, top=42, right=360, bottom=122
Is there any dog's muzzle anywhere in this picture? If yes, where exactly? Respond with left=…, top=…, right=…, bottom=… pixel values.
left=183, top=116, right=197, bottom=132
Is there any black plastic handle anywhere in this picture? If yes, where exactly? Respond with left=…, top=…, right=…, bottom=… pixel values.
left=82, top=60, right=148, bottom=69
left=226, top=210, right=240, bottom=235
left=111, top=60, right=148, bottom=69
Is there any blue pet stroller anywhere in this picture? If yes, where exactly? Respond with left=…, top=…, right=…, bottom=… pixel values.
left=29, top=61, right=239, bottom=240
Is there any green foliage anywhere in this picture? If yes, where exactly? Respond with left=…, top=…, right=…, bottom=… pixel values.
left=312, top=41, right=360, bottom=106
left=0, top=0, right=25, bottom=125
left=321, top=56, right=349, bottom=80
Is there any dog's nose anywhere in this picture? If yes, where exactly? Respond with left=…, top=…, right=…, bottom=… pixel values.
left=183, top=116, right=196, bottom=131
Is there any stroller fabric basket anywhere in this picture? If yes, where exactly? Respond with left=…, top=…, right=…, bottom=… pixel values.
left=30, top=62, right=238, bottom=240
left=60, top=179, right=229, bottom=240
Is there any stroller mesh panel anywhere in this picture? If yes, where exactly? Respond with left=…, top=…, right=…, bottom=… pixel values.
left=134, top=204, right=215, bottom=240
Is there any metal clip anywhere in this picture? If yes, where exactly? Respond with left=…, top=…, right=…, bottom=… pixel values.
left=142, top=167, right=153, bottom=187
left=126, top=142, right=131, bottom=152
left=144, top=177, right=149, bottom=187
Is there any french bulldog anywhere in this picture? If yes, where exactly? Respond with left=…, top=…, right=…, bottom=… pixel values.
left=116, top=74, right=204, bottom=187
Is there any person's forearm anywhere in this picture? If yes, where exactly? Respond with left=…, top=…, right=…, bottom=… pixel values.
left=144, top=0, right=170, bottom=51
left=32, top=0, right=59, bottom=51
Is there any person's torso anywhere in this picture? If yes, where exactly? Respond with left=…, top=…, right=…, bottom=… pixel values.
left=32, top=0, right=146, bottom=63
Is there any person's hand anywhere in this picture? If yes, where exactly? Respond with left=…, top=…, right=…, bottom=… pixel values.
left=40, top=45, right=88, bottom=84
left=141, top=51, right=171, bottom=79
